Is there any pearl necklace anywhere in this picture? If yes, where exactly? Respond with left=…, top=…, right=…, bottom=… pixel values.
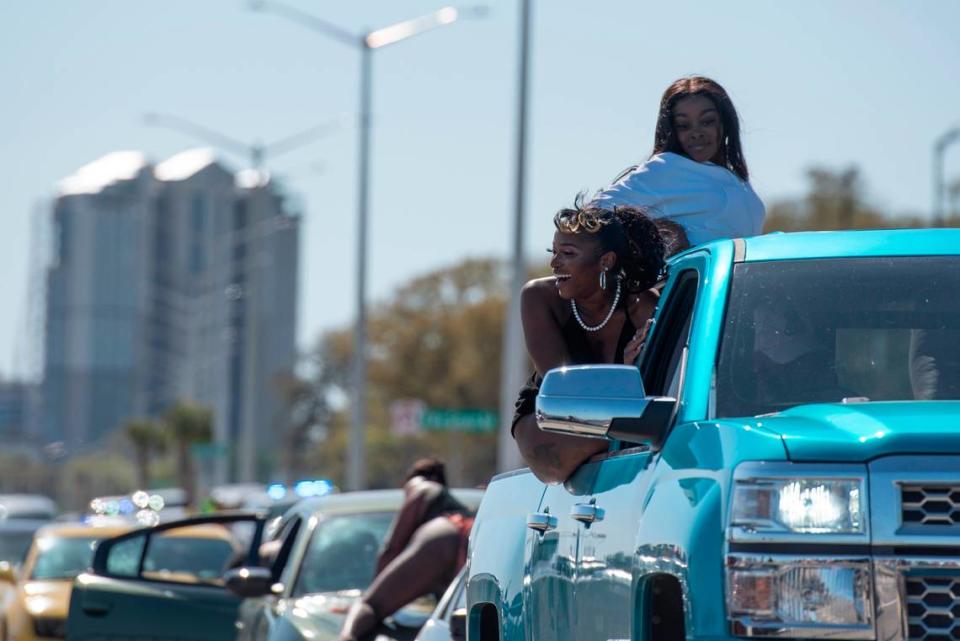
left=570, top=278, right=621, bottom=332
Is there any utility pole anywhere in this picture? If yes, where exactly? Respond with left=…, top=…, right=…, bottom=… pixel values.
left=497, top=0, right=532, bottom=472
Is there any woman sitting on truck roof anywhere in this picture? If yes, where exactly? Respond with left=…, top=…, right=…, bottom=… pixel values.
left=512, top=198, right=669, bottom=483
left=522, top=76, right=764, bottom=390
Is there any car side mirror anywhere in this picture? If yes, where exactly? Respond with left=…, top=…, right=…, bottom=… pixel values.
left=0, top=561, right=17, bottom=584
left=223, top=567, right=275, bottom=598
left=536, top=365, right=674, bottom=445
left=449, top=607, right=466, bottom=641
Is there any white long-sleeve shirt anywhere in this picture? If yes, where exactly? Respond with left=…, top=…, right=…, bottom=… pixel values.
left=592, top=152, right=766, bottom=245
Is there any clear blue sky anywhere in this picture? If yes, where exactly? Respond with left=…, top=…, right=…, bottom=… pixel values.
left=2, top=1, right=959, bottom=378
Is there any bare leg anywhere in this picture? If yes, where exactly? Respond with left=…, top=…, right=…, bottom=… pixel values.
left=514, top=413, right=607, bottom=484
left=338, top=518, right=460, bottom=641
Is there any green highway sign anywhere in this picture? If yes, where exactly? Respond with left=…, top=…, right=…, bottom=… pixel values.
left=421, top=409, right=498, bottom=433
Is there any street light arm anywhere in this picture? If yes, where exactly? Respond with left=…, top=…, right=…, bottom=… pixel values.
left=263, top=114, right=353, bottom=159
left=936, top=127, right=960, bottom=151
left=365, top=7, right=459, bottom=49
left=250, top=0, right=360, bottom=48
left=143, top=112, right=251, bottom=159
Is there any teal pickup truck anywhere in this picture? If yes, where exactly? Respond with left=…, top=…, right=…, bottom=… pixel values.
left=467, top=229, right=960, bottom=641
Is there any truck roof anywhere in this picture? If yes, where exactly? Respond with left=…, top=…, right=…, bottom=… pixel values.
left=731, top=228, right=960, bottom=262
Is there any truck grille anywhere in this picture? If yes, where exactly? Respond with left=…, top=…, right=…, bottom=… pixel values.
left=905, top=576, right=960, bottom=641
left=901, top=484, right=960, bottom=526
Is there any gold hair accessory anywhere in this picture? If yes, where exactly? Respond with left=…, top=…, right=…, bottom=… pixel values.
left=558, top=209, right=610, bottom=234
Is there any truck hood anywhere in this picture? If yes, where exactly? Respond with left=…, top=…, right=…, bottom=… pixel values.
left=753, top=401, right=960, bottom=461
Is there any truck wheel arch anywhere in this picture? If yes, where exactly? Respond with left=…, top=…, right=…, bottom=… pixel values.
left=637, top=573, right=686, bottom=641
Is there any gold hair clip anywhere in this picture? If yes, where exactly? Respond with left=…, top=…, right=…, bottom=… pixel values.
left=558, top=210, right=610, bottom=234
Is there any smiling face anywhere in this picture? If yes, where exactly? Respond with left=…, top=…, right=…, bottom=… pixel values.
left=672, top=94, right=723, bottom=164
left=549, top=231, right=610, bottom=300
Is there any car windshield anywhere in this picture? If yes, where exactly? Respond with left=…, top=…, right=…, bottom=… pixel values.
left=716, top=256, right=960, bottom=417
left=292, top=512, right=394, bottom=597
left=0, top=530, right=36, bottom=565
left=30, top=536, right=101, bottom=580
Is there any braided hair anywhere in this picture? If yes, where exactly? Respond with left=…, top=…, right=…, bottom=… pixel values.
left=554, top=193, right=665, bottom=295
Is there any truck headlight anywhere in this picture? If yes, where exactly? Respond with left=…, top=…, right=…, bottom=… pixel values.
left=730, top=463, right=867, bottom=540
left=727, top=556, right=874, bottom=639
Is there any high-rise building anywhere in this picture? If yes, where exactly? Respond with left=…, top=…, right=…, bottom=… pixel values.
left=42, top=150, right=299, bottom=482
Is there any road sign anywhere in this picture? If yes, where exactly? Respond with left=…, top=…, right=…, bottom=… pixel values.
left=421, top=409, right=498, bottom=434
left=390, top=399, right=426, bottom=436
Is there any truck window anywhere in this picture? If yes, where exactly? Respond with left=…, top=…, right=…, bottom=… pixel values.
left=642, top=271, right=698, bottom=397
left=715, top=256, right=960, bottom=417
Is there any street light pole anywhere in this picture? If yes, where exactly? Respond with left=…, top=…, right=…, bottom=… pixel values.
left=252, top=2, right=476, bottom=490
left=933, top=127, right=960, bottom=226
left=497, top=0, right=532, bottom=472
left=350, top=44, right=373, bottom=491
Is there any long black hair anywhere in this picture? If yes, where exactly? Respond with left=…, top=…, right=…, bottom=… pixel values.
left=653, top=76, right=750, bottom=181
left=404, top=457, right=447, bottom=486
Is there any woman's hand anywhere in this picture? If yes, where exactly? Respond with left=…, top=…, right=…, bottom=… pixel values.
left=623, top=318, right=654, bottom=364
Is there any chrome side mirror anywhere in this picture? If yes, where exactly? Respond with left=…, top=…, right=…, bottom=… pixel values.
left=536, top=365, right=674, bottom=445
left=223, top=566, right=275, bottom=598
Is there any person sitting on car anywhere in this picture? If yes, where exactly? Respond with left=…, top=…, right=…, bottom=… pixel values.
left=337, top=458, right=473, bottom=641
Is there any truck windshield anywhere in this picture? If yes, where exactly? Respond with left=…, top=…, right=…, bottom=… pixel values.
left=716, top=256, right=960, bottom=417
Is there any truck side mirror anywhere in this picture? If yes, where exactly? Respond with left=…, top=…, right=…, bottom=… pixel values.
left=536, top=365, right=674, bottom=445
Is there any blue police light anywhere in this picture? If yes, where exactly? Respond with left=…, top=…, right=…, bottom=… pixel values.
left=313, top=480, right=334, bottom=496
left=267, top=484, right=287, bottom=500
left=294, top=481, right=315, bottom=497
left=119, top=498, right=135, bottom=515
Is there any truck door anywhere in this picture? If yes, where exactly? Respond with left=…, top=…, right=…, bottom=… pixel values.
left=572, top=264, right=702, bottom=641
left=524, top=468, right=592, bottom=641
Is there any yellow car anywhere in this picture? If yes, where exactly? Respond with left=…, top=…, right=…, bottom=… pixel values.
left=0, top=518, right=238, bottom=641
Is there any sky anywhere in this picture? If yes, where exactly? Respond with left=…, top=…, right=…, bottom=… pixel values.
left=1, top=1, right=959, bottom=379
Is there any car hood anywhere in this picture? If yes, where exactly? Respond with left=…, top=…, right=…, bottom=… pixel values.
left=21, top=580, right=73, bottom=619
left=279, top=591, right=432, bottom=641
left=751, top=401, right=960, bottom=461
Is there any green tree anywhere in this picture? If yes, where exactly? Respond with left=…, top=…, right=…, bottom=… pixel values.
left=764, top=166, right=887, bottom=232
left=58, top=454, right=136, bottom=512
left=307, top=258, right=512, bottom=488
left=124, top=418, right=167, bottom=490
left=272, top=367, right=330, bottom=484
left=163, top=401, right=213, bottom=507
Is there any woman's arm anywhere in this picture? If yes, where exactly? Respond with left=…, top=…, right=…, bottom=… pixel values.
left=521, top=278, right=570, bottom=377
left=622, top=290, right=660, bottom=364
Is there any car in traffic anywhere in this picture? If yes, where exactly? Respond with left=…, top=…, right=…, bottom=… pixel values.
left=65, top=486, right=482, bottom=641
left=68, top=488, right=482, bottom=641
left=414, top=566, right=467, bottom=641
left=0, top=519, right=133, bottom=641
left=66, top=512, right=266, bottom=641
left=228, top=488, right=483, bottom=641
left=0, top=496, right=57, bottom=522
left=0, top=520, right=47, bottom=569
left=2, top=515, right=238, bottom=641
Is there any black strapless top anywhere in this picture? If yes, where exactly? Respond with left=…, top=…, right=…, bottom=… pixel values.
left=511, top=313, right=636, bottom=434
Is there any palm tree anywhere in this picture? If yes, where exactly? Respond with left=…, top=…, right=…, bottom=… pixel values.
left=124, top=418, right=167, bottom=490
left=163, top=402, right=213, bottom=508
